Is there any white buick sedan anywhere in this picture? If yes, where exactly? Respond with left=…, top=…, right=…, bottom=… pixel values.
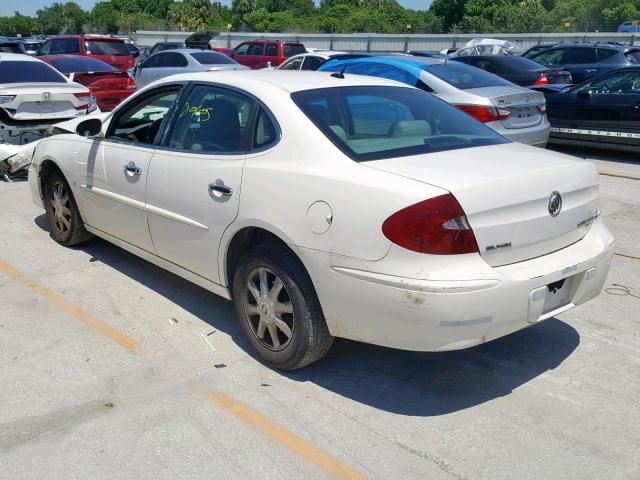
left=28, top=71, right=613, bottom=370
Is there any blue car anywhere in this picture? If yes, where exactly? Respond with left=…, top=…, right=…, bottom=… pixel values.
left=531, top=66, right=640, bottom=152
left=528, top=43, right=640, bottom=83
left=618, top=20, right=640, bottom=33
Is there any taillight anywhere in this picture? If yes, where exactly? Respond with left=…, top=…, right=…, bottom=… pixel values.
left=73, top=92, right=90, bottom=111
left=454, top=104, right=511, bottom=123
left=382, top=193, right=479, bottom=255
left=534, top=73, right=550, bottom=85
left=126, top=75, right=136, bottom=89
left=537, top=104, right=547, bottom=115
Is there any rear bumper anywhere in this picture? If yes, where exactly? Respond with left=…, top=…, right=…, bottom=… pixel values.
left=296, top=219, right=613, bottom=351
left=489, top=117, right=550, bottom=147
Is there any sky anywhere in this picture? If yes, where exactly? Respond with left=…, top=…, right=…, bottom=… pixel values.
left=1, top=0, right=432, bottom=17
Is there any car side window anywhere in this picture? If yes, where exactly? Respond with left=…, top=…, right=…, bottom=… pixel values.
left=247, top=43, right=264, bottom=56
left=141, top=54, right=160, bottom=69
left=108, top=89, right=180, bottom=145
left=166, top=85, right=256, bottom=153
left=253, top=108, right=277, bottom=149
left=234, top=43, right=250, bottom=56
left=469, top=59, right=499, bottom=74
left=155, top=52, right=187, bottom=68
left=38, top=40, right=52, bottom=55
left=265, top=44, right=278, bottom=56
left=302, top=56, right=324, bottom=70
left=280, top=57, right=303, bottom=70
left=596, top=49, right=618, bottom=62
left=562, top=48, right=597, bottom=64
left=590, top=71, right=640, bottom=94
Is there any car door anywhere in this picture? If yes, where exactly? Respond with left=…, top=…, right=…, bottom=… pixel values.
left=146, top=84, right=261, bottom=283
left=263, top=43, right=279, bottom=68
left=231, top=42, right=251, bottom=67
left=577, top=70, right=640, bottom=144
left=139, top=52, right=188, bottom=87
left=135, top=53, right=161, bottom=88
left=76, top=86, right=182, bottom=252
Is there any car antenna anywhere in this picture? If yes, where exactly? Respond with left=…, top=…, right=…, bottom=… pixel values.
left=331, top=64, right=347, bottom=79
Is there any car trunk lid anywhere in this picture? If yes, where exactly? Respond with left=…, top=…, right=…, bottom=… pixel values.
left=365, top=143, right=600, bottom=266
left=71, top=71, right=130, bottom=91
left=5, top=83, right=88, bottom=120
left=466, top=86, right=546, bottom=129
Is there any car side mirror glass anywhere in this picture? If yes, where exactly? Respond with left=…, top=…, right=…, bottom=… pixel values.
left=578, top=88, right=592, bottom=97
left=76, top=118, right=103, bottom=137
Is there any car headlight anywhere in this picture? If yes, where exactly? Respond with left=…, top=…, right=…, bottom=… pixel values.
left=0, top=95, right=16, bottom=104
left=87, top=96, right=97, bottom=113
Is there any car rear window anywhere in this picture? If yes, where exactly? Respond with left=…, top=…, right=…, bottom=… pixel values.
left=424, top=61, right=511, bottom=89
left=283, top=44, right=306, bottom=57
left=292, top=86, right=508, bottom=162
left=49, top=56, right=116, bottom=73
left=493, top=56, right=544, bottom=72
left=190, top=51, right=236, bottom=65
left=0, top=61, right=66, bottom=83
left=0, top=43, right=24, bottom=54
left=84, top=40, right=130, bottom=56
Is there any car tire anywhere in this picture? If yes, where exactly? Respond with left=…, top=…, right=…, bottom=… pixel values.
left=43, top=170, right=93, bottom=247
left=232, top=242, right=334, bottom=370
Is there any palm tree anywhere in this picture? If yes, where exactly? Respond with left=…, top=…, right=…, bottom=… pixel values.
left=232, top=0, right=257, bottom=16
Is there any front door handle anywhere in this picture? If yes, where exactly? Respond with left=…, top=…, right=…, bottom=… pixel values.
left=209, top=183, right=233, bottom=196
left=124, top=162, right=142, bottom=176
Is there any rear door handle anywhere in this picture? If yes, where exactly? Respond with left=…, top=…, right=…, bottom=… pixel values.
left=208, top=183, right=233, bottom=196
left=124, top=162, right=142, bottom=176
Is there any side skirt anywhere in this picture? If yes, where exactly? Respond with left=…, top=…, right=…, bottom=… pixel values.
left=84, top=225, right=232, bottom=301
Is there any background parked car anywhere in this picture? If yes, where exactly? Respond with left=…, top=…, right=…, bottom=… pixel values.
left=37, top=35, right=135, bottom=72
left=0, top=53, right=94, bottom=145
left=319, top=55, right=550, bottom=147
left=451, top=55, right=572, bottom=86
left=531, top=66, right=640, bottom=152
left=0, top=36, right=26, bottom=54
left=528, top=42, right=640, bottom=83
left=618, top=20, right=640, bottom=32
left=17, top=37, right=46, bottom=55
left=40, top=55, right=136, bottom=111
left=276, top=51, right=370, bottom=70
left=230, top=40, right=306, bottom=69
left=135, top=49, right=248, bottom=88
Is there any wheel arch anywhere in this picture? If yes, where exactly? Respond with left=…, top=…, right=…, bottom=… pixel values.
left=221, top=223, right=304, bottom=295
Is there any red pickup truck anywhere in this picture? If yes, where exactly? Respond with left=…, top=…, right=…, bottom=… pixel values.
left=230, top=40, right=306, bottom=69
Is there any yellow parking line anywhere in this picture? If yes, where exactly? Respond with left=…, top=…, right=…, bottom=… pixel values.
left=614, top=252, right=640, bottom=261
left=0, top=258, right=139, bottom=351
left=208, top=391, right=365, bottom=480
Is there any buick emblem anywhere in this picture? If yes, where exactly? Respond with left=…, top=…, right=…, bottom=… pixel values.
left=42, top=92, right=51, bottom=101
left=548, top=191, right=562, bottom=217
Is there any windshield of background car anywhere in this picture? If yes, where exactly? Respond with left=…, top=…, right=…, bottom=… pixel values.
left=292, top=86, right=509, bottom=162
left=50, top=56, right=116, bottom=73
left=0, top=61, right=66, bottom=83
left=424, top=61, right=511, bottom=89
left=190, top=51, right=237, bottom=65
left=84, top=40, right=130, bottom=56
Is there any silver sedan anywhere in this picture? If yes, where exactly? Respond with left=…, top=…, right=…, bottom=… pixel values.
left=134, top=48, right=248, bottom=88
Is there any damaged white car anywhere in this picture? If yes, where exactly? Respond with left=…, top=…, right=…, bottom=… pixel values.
left=0, top=53, right=96, bottom=146
left=0, top=53, right=98, bottom=178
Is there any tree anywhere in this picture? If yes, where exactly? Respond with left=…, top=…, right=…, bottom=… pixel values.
left=232, top=0, right=257, bottom=16
left=429, top=0, right=467, bottom=31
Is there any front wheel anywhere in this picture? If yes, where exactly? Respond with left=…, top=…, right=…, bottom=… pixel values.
left=232, top=243, right=334, bottom=370
left=43, top=171, right=93, bottom=246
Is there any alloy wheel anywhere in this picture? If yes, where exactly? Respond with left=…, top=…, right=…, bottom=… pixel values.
left=50, top=180, right=72, bottom=235
left=243, top=267, right=295, bottom=351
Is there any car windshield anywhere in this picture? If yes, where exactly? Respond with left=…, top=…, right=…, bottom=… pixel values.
left=0, top=61, right=66, bottom=83
left=49, top=57, right=116, bottom=73
left=190, top=51, right=237, bottom=65
left=292, top=86, right=509, bottom=162
left=424, top=62, right=511, bottom=89
left=84, top=40, right=130, bottom=56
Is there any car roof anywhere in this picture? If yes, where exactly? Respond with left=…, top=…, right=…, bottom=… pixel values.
left=544, top=42, right=629, bottom=51
left=242, top=40, right=303, bottom=45
left=159, top=48, right=229, bottom=55
left=0, top=53, right=42, bottom=62
left=286, top=51, right=348, bottom=60
left=154, top=70, right=410, bottom=93
left=56, top=35, right=125, bottom=41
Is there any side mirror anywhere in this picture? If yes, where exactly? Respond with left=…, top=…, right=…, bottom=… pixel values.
left=578, top=87, right=592, bottom=97
left=76, top=118, right=103, bottom=137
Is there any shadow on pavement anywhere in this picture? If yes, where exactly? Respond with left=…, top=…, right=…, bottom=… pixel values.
left=548, top=144, right=640, bottom=166
left=34, top=214, right=580, bottom=417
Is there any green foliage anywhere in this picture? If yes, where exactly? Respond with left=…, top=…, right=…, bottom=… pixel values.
left=0, top=0, right=638, bottom=36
